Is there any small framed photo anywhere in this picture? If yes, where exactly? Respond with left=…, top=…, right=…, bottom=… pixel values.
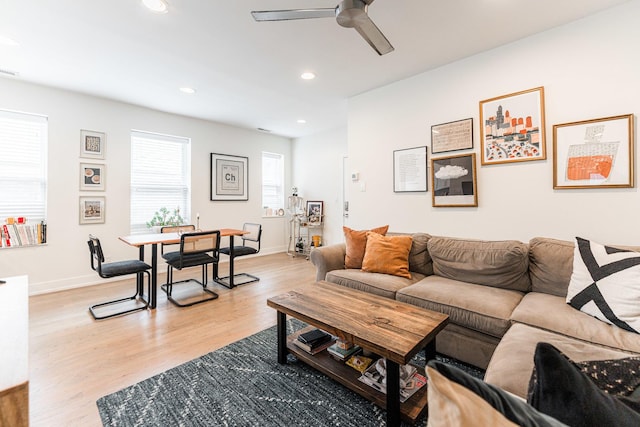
left=553, top=114, right=634, bottom=189
left=431, top=118, right=473, bottom=154
left=79, top=196, right=105, bottom=224
left=393, top=146, right=428, bottom=192
left=306, top=201, right=323, bottom=223
left=210, top=153, right=248, bottom=201
left=80, top=129, right=106, bottom=159
left=431, top=153, right=478, bottom=207
left=479, top=87, right=546, bottom=165
left=80, top=162, right=106, bottom=191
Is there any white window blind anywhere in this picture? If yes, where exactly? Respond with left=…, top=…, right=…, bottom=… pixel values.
left=130, top=130, right=191, bottom=234
left=262, top=151, right=284, bottom=214
left=0, top=110, right=48, bottom=221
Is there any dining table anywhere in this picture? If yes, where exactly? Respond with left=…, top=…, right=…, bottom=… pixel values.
left=119, top=228, right=247, bottom=308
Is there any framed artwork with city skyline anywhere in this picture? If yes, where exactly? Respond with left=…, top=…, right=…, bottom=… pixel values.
left=479, top=87, right=546, bottom=165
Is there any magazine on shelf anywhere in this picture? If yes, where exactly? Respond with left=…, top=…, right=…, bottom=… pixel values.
left=358, top=361, right=427, bottom=403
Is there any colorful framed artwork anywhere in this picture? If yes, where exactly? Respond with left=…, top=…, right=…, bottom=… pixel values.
left=393, top=146, right=428, bottom=192
left=80, top=129, right=106, bottom=159
left=553, top=114, right=634, bottom=189
left=80, top=162, right=106, bottom=191
left=479, top=87, right=546, bottom=165
left=306, top=201, right=323, bottom=223
left=431, top=153, right=478, bottom=207
left=210, top=153, right=248, bottom=201
left=431, top=118, right=473, bottom=154
left=79, top=196, right=105, bottom=224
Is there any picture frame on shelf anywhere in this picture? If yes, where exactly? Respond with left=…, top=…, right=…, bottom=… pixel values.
left=306, top=201, right=323, bottom=223
left=393, top=146, right=428, bottom=192
left=431, top=118, right=473, bottom=154
left=553, top=114, right=634, bottom=189
left=431, top=153, right=478, bottom=207
left=79, top=196, right=105, bottom=224
left=210, top=153, right=248, bottom=201
left=479, top=87, right=546, bottom=165
left=80, top=162, right=106, bottom=191
left=80, top=129, right=106, bottom=159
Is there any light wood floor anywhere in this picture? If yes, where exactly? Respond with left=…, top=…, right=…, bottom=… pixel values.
left=28, top=253, right=316, bottom=427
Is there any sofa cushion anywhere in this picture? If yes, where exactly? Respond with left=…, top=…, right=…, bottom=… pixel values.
left=426, top=361, right=566, bottom=427
left=427, top=237, right=531, bottom=292
left=528, top=342, right=640, bottom=426
left=484, top=323, right=640, bottom=398
left=361, top=232, right=413, bottom=279
left=325, top=269, right=424, bottom=299
left=567, top=236, right=640, bottom=334
left=528, top=237, right=574, bottom=297
left=343, top=225, right=389, bottom=269
left=408, top=232, right=433, bottom=276
left=397, top=276, right=524, bottom=338
left=511, top=292, right=640, bottom=354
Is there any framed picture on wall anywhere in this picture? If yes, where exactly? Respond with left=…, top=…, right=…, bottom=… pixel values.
left=80, top=129, right=106, bottom=159
left=553, top=114, right=634, bottom=189
left=393, top=146, right=428, bottom=192
left=431, top=153, right=478, bottom=207
left=210, top=153, right=248, bottom=201
left=79, top=196, right=105, bottom=224
left=479, top=87, right=546, bottom=165
left=80, top=162, right=106, bottom=191
left=431, top=118, right=473, bottom=154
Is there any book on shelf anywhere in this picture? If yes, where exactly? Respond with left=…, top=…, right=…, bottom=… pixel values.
left=298, top=328, right=331, bottom=345
left=357, top=361, right=426, bottom=403
left=292, top=336, right=336, bottom=355
left=1, top=220, right=47, bottom=248
left=327, top=342, right=362, bottom=361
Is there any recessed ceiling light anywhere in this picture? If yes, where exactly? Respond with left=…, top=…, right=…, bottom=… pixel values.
left=300, top=72, right=316, bottom=80
left=179, top=87, right=196, bottom=94
left=142, top=0, right=168, bottom=14
left=297, top=119, right=307, bottom=124
left=0, top=35, right=20, bottom=46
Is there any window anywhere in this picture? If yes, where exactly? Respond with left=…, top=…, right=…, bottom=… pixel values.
left=130, top=130, right=191, bottom=234
left=262, top=151, right=284, bottom=215
left=0, top=110, right=48, bottom=221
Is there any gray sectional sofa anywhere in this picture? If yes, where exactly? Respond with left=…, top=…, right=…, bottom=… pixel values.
left=310, top=233, right=640, bottom=398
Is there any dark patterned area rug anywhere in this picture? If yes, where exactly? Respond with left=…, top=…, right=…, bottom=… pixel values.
left=97, top=319, right=483, bottom=426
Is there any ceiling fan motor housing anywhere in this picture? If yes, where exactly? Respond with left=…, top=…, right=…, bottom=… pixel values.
left=336, top=0, right=368, bottom=28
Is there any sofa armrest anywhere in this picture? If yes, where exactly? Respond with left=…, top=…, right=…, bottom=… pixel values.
left=310, top=243, right=347, bottom=281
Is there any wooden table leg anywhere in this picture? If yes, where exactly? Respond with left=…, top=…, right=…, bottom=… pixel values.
left=277, top=311, right=287, bottom=364
left=386, top=359, right=401, bottom=427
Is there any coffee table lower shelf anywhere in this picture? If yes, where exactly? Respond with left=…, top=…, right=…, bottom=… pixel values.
left=286, top=328, right=428, bottom=425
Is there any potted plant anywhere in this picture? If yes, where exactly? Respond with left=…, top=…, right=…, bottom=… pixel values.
left=146, top=207, right=186, bottom=232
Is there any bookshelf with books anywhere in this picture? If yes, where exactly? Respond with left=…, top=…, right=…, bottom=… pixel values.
left=1, top=218, right=47, bottom=248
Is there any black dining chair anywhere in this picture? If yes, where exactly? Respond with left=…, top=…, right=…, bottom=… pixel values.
left=217, top=223, right=262, bottom=287
left=161, top=229, right=221, bottom=307
left=87, top=235, right=152, bottom=320
left=160, top=224, right=196, bottom=264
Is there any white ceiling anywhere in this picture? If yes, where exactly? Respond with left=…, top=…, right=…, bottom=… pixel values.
left=0, top=0, right=630, bottom=138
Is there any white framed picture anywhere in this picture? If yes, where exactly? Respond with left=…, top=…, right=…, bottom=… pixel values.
left=80, top=129, right=106, bottom=159
left=80, top=162, right=106, bottom=191
left=79, top=196, right=105, bottom=224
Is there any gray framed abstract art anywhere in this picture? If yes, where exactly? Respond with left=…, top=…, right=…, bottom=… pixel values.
left=210, top=153, right=248, bottom=201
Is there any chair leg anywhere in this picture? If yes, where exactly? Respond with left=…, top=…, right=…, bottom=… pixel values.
left=215, top=255, right=260, bottom=288
left=161, top=263, right=218, bottom=308
left=89, top=271, right=150, bottom=320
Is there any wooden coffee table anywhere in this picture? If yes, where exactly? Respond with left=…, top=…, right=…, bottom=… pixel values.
left=267, top=281, right=449, bottom=426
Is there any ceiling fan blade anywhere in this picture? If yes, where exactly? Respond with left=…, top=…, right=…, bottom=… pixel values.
left=251, top=9, right=336, bottom=21
left=353, top=15, right=394, bottom=55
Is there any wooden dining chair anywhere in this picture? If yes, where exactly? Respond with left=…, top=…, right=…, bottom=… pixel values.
left=87, top=235, right=152, bottom=320
left=161, top=230, right=221, bottom=307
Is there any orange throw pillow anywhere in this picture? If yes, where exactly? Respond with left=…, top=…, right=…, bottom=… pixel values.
left=361, top=232, right=413, bottom=279
left=343, top=225, right=389, bottom=269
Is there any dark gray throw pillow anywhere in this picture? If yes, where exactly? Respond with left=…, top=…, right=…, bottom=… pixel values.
left=427, top=360, right=567, bottom=427
left=528, top=342, right=640, bottom=427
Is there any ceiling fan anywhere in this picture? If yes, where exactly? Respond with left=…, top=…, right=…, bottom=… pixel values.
left=251, top=0, right=394, bottom=56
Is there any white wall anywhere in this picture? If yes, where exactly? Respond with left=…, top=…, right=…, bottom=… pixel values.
left=344, top=0, right=640, bottom=245
left=0, top=79, right=292, bottom=294
left=293, top=127, right=348, bottom=247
